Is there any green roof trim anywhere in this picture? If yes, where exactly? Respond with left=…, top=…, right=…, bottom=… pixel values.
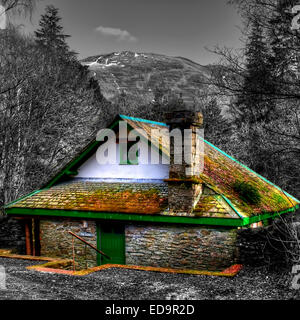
left=45, top=118, right=121, bottom=189
left=6, top=207, right=242, bottom=226
left=5, top=190, right=45, bottom=208
left=241, top=205, right=299, bottom=225
left=5, top=205, right=298, bottom=227
left=119, top=115, right=169, bottom=127
left=220, top=195, right=244, bottom=219
left=46, top=140, right=100, bottom=188
left=4, top=115, right=299, bottom=226
left=45, top=115, right=168, bottom=189
left=200, top=137, right=300, bottom=205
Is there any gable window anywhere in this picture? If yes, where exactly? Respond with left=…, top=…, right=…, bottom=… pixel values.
left=119, top=142, right=139, bottom=165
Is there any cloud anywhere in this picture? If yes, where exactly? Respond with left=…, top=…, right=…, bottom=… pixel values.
left=0, top=5, right=6, bottom=30
left=95, top=26, right=137, bottom=42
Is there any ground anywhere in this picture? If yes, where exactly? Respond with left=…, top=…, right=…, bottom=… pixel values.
left=0, top=258, right=298, bottom=300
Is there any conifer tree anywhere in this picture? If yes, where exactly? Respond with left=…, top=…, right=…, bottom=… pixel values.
left=35, top=5, right=74, bottom=60
left=268, top=0, right=300, bottom=94
left=202, top=98, right=230, bottom=147
left=233, top=19, right=275, bottom=174
left=237, top=19, right=274, bottom=124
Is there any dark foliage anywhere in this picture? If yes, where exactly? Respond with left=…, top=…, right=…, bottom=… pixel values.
left=233, top=181, right=261, bottom=205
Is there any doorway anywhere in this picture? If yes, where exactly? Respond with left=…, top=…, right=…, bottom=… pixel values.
left=97, top=222, right=125, bottom=266
left=24, top=219, right=40, bottom=256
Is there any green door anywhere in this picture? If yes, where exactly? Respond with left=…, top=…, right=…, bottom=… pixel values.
left=97, top=222, right=125, bottom=266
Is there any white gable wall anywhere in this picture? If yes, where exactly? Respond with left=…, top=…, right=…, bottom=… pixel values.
left=77, top=141, right=169, bottom=180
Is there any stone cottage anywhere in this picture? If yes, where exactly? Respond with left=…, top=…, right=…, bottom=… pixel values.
left=4, top=111, right=300, bottom=271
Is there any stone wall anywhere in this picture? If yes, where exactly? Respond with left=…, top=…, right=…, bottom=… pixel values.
left=168, top=183, right=202, bottom=216
left=38, top=216, right=300, bottom=271
left=40, top=219, right=97, bottom=269
left=4, top=213, right=298, bottom=271
left=0, top=217, right=25, bottom=254
left=125, top=223, right=238, bottom=271
left=39, top=219, right=239, bottom=271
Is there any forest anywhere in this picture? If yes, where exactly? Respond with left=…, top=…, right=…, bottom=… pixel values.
left=206, top=0, right=300, bottom=204
left=0, top=0, right=114, bottom=208
left=0, top=0, right=299, bottom=220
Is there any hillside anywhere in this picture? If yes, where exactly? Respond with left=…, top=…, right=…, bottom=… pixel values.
left=81, top=51, right=213, bottom=107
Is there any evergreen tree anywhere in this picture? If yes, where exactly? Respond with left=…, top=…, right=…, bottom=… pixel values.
left=237, top=19, right=275, bottom=124
left=268, top=0, right=300, bottom=94
left=35, top=5, right=74, bottom=60
left=232, top=20, right=276, bottom=175
left=202, top=98, right=230, bottom=147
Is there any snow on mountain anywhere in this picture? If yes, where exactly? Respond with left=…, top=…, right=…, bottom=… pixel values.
left=81, top=51, right=214, bottom=106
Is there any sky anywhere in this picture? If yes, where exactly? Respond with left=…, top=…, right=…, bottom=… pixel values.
left=12, top=0, right=242, bottom=65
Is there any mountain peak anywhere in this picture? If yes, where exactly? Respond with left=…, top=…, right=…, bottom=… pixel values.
left=81, top=52, right=210, bottom=105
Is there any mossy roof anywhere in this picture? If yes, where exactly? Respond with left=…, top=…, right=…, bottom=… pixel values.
left=194, top=187, right=239, bottom=219
left=5, top=115, right=300, bottom=223
left=199, top=140, right=299, bottom=218
left=8, top=182, right=169, bottom=215
left=7, top=181, right=241, bottom=219
left=120, top=116, right=299, bottom=218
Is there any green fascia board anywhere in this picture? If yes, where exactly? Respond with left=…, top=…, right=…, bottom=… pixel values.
left=4, top=190, right=44, bottom=209
left=220, top=195, right=244, bottom=219
left=200, top=137, right=300, bottom=205
left=242, top=205, right=299, bottom=226
left=5, top=204, right=299, bottom=227
left=119, top=115, right=169, bottom=128
left=5, top=115, right=299, bottom=220
left=45, top=118, right=121, bottom=189
left=45, top=115, right=169, bottom=189
left=4, top=207, right=244, bottom=227
left=46, top=139, right=99, bottom=188
left=65, top=170, right=79, bottom=176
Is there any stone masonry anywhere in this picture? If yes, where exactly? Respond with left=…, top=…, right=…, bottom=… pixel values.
left=38, top=218, right=238, bottom=271
left=165, top=110, right=204, bottom=215
left=39, top=219, right=97, bottom=269
left=167, top=183, right=202, bottom=216
left=38, top=217, right=299, bottom=271
left=125, top=223, right=238, bottom=271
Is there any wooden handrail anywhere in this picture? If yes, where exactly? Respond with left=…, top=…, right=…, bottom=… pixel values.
left=68, top=231, right=111, bottom=260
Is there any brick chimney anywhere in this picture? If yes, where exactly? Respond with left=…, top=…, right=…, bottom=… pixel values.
left=164, top=108, right=204, bottom=216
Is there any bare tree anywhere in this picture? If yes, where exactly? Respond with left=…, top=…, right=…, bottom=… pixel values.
left=0, top=0, right=36, bottom=17
left=0, top=5, right=110, bottom=211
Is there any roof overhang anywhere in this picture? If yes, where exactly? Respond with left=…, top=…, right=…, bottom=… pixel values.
left=5, top=205, right=298, bottom=227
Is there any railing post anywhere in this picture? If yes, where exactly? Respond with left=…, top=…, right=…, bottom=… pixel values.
left=68, top=231, right=111, bottom=260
